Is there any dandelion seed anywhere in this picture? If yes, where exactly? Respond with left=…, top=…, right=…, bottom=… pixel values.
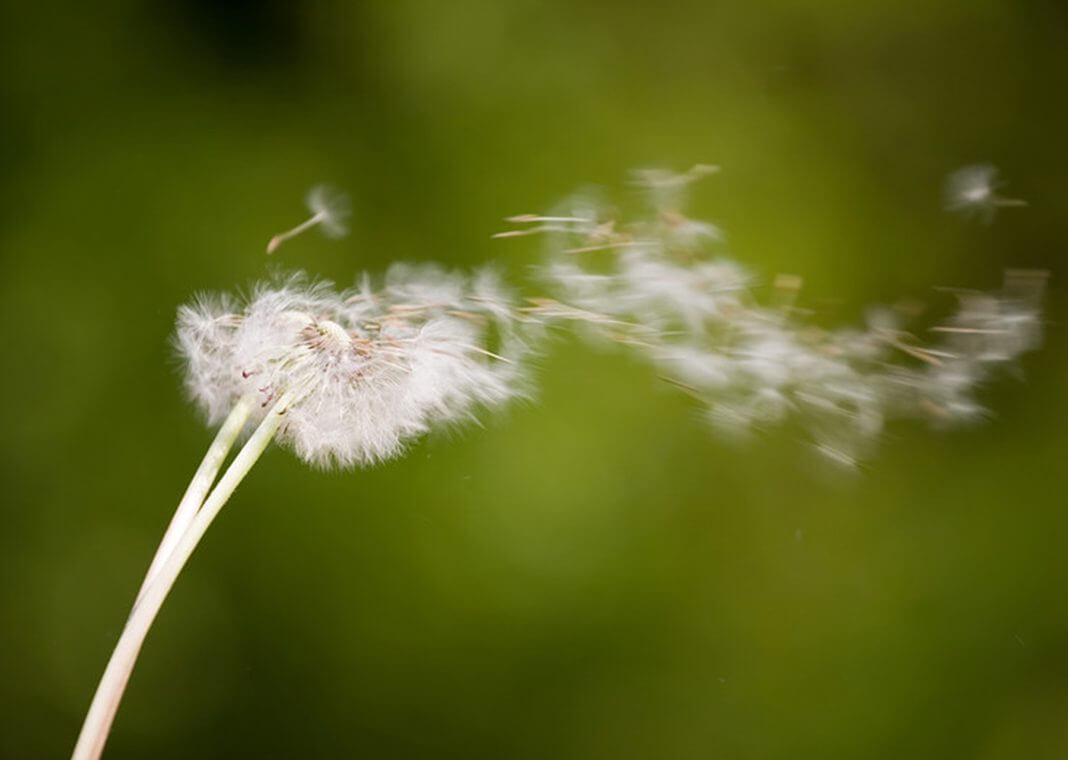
left=811, top=440, right=860, bottom=470
left=944, top=164, right=1026, bottom=222
left=267, top=184, right=351, bottom=253
left=632, top=164, right=721, bottom=216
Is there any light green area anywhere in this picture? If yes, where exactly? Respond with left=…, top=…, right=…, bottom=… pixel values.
left=2, top=1, right=1068, bottom=757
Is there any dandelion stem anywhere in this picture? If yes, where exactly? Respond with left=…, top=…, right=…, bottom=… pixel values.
left=72, top=391, right=293, bottom=760
left=133, top=396, right=253, bottom=607
left=267, top=212, right=326, bottom=254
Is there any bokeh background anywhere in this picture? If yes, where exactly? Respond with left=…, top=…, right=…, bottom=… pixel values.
left=3, top=1, right=1068, bottom=757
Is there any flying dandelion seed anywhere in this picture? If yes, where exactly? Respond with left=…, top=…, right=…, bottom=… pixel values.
left=944, top=164, right=1027, bottom=222
left=266, top=184, right=351, bottom=254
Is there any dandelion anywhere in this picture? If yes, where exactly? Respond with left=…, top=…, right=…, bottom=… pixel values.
left=266, top=184, right=351, bottom=253
left=75, top=165, right=1049, bottom=759
left=72, top=265, right=527, bottom=759
left=944, top=163, right=1027, bottom=222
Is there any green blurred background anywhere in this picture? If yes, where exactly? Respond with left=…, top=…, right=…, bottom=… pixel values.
left=2, top=1, right=1068, bottom=757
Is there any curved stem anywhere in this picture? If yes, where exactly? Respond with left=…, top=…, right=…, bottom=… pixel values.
left=134, top=397, right=253, bottom=607
left=72, top=392, right=293, bottom=760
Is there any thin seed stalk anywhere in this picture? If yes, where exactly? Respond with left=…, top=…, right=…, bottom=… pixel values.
left=134, top=396, right=253, bottom=607
left=267, top=212, right=325, bottom=254
left=72, top=391, right=293, bottom=760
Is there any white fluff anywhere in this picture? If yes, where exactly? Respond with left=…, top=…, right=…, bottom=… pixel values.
left=499, top=167, right=1046, bottom=467
left=176, top=267, right=527, bottom=469
left=305, top=184, right=351, bottom=239
left=944, top=164, right=1026, bottom=222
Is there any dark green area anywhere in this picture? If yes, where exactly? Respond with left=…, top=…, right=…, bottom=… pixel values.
left=2, top=1, right=1068, bottom=757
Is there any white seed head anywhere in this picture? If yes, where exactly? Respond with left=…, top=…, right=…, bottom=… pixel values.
left=176, top=267, right=528, bottom=468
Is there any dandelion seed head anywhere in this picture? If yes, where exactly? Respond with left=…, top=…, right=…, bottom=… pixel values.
left=176, top=266, right=528, bottom=469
